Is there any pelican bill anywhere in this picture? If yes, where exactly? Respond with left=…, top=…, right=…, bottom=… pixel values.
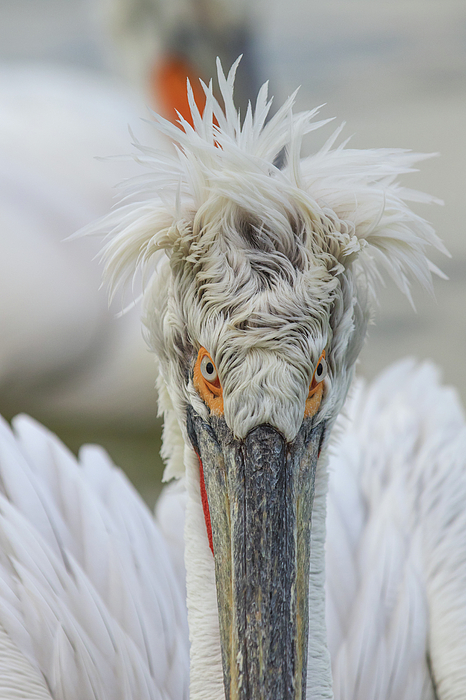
left=187, top=406, right=325, bottom=699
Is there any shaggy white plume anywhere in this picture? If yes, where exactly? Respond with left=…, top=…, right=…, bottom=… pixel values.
left=90, top=57, right=445, bottom=307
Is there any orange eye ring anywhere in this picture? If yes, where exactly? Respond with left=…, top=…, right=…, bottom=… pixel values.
left=304, top=350, right=326, bottom=418
left=193, top=348, right=224, bottom=415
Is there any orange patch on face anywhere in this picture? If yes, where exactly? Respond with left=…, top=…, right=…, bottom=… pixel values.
left=193, top=348, right=224, bottom=415
left=304, top=350, right=326, bottom=418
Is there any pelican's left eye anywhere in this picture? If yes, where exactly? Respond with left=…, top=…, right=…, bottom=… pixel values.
left=201, top=355, right=218, bottom=383
left=305, top=350, right=327, bottom=418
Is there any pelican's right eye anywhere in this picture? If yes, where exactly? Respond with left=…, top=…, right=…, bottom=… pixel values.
left=194, top=348, right=224, bottom=414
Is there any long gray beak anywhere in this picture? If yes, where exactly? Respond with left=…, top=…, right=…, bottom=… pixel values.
left=187, top=406, right=325, bottom=700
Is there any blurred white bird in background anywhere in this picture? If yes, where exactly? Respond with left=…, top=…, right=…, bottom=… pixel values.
left=0, top=66, right=160, bottom=426
left=0, top=62, right=463, bottom=699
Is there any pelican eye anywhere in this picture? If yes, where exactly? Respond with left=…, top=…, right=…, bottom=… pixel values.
left=193, top=347, right=224, bottom=415
left=201, top=356, right=218, bottom=383
left=304, top=350, right=327, bottom=419
left=314, top=357, right=327, bottom=383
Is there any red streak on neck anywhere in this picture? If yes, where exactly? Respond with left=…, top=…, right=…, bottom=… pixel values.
left=196, top=452, right=214, bottom=555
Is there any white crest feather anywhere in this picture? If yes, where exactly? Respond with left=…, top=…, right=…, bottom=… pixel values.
left=82, top=58, right=446, bottom=311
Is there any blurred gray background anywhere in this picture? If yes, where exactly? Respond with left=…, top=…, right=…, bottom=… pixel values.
left=0, top=0, right=464, bottom=505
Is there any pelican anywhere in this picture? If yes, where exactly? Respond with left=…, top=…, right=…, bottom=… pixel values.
left=0, top=59, right=464, bottom=700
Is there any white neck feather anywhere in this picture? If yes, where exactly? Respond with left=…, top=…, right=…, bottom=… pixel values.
left=184, top=445, right=224, bottom=700
left=306, top=456, right=334, bottom=700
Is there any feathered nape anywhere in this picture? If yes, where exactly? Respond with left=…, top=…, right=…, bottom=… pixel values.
left=90, top=56, right=446, bottom=309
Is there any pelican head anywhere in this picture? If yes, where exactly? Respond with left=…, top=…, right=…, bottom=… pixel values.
left=94, top=59, right=444, bottom=699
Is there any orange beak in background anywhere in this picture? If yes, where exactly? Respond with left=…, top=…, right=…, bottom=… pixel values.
left=150, top=54, right=207, bottom=127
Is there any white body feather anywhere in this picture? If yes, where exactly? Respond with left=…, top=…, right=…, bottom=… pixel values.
left=0, top=414, right=189, bottom=700
left=327, top=360, right=466, bottom=700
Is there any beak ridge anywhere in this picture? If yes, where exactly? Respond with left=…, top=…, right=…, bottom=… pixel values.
left=187, top=406, right=325, bottom=700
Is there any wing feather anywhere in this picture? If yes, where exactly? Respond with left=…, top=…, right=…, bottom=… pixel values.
left=327, top=360, right=466, bottom=700
left=0, top=415, right=189, bottom=700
